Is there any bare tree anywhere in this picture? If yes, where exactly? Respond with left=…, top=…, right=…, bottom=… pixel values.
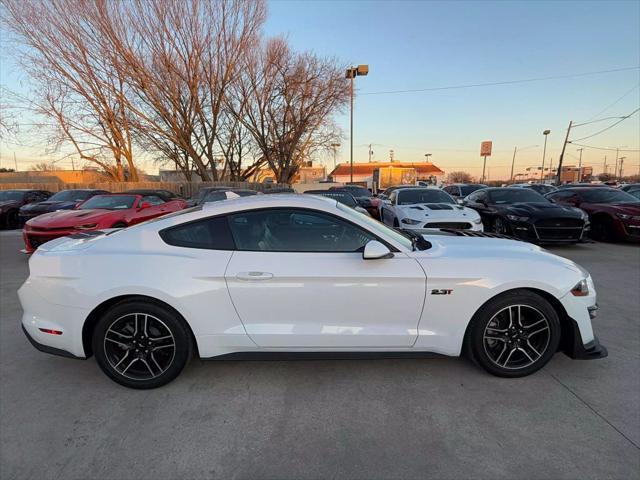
left=447, top=171, right=473, bottom=183
left=94, top=0, right=266, bottom=181
left=3, top=0, right=139, bottom=181
left=233, top=38, right=349, bottom=183
left=30, top=162, right=58, bottom=171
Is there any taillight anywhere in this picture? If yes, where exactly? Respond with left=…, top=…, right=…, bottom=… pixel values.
left=39, top=328, right=63, bottom=335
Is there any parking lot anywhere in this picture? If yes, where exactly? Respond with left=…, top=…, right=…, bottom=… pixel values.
left=0, top=229, right=638, bottom=480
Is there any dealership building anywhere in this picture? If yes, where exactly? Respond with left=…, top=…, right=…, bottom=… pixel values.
left=329, top=161, right=445, bottom=184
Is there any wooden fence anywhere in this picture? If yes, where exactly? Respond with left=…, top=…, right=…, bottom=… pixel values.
left=0, top=181, right=291, bottom=197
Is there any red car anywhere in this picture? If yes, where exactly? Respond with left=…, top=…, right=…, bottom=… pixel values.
left=23, top=192, right=187, bottom=252
left=547, top=187, right=640, bottom=242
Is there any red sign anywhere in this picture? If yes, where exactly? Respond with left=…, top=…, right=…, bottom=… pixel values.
left=480, top=141, right=492, bottom=157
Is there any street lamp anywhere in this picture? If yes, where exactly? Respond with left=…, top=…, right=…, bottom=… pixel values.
left=346, top=65, right=369, bottom=183
left=540, top=129, right=550, bottom=183
left=424, top=153, right=432, bottom=162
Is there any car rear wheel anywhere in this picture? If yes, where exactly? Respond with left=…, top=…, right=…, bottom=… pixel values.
left=92, top=301, right=192, bottom=389
left=465, top=290, right=561, bottom=377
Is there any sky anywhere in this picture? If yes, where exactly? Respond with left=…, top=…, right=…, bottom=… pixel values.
left=1, top=0, right=639, bottom=180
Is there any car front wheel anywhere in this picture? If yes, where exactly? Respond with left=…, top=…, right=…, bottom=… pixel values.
left=465, top=290, right=561, bottom=377
left=92, top=300, right=192, bottom=389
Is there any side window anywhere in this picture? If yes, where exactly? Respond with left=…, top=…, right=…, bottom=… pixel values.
left=142, top=195, right=165, bottom=205
left=388, top=191, right=398, bottom=204
left=160, top=216, right=235, bottom=250
left=466, top=191, right=479, bottom=202
left=228, top=208, right=377, bottom=253
left=548, top=191, right=571, bottom=202
left=443, top=186, right=454, bottom=195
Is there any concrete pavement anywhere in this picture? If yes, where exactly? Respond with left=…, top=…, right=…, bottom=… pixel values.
left=1, top=230, right=638, bottom=479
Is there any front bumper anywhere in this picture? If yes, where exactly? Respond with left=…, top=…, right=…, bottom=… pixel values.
left=507, top=219, right=588, bottom=244
left=562, top=318, right=608, bottom=360
left=23, top=227, right=77, bottom=253
left=401, top=219, right=483, bottom=231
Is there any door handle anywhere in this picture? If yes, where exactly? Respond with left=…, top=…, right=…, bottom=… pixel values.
left=235, top=271, right=274, bottom=281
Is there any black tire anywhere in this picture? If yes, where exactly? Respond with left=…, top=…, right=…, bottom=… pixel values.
left=5, top=209, right=19, bottom=229
left=92, top=300, right=192, bottom=389
left=491, top=217, right=509, bottom=235
left=590, top=215, right=613, bottom=242
left=465, top=290, right=561, bottom=378
left=111, top=222, right=127, bottom=228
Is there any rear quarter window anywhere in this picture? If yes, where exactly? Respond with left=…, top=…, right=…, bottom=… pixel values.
left=160, top=216, right=235, bottom=250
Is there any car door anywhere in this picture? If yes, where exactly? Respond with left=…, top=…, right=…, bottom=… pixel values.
left=224, top=207, right=426, bottom=348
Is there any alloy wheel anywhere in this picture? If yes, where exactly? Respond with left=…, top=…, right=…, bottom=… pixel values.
left=483, top=304, right=551, bottom=370
left=103, top=313, right=176, bottom=380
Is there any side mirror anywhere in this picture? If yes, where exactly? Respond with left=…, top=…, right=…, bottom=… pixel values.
left=363, top=240, right=394, bottom=260
left=138, top=201, right=151, bottom=210
left=456, top=198, right=464, bottom=205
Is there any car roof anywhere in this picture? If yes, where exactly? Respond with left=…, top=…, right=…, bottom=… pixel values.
left=552, top=186, right=618, bottom=192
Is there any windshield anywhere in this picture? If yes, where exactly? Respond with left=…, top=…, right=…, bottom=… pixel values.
left=336, top=202, right=413, bottom=250
left=309, top=192, right=357, bottom=207
left=460, top=184, right=487, bottom=195
left=49, top=190, right=94, bottom=202
left=79, top=195, right=137, bottom=210
left=0, top=191, right=25, bottom=201
left=398, top=189, right=455, bottom=205
left=488, top=189, right=547, bottom=204
left=343, top=186, right=372, bottom=197
left=580, top=189, right=638, bottom=204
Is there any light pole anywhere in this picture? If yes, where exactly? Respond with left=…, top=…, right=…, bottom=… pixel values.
left=540, top=129, right=550, bottom=183
left=424, top=153, right=432, bottom=163
left=576, top=148, right=584, bottom=182
left=618, top=156, right=626, bottom=179
left=346, top=65, right=369, bottom=184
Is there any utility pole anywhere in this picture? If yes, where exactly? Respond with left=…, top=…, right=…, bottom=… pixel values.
left=368, top=144, right=372, bottom=163
left=603, top=156, right=607, bottom=175
left=555, top=121, right=572, bottom=185
left=576, top=148, right=584, bottom=182
left=349, top=76, right=354, bottom=183
left=614, top=148, right=619, bottom=182
left=549, top=157, right=553, bottom=181
left=13, top=152, right=18, bottom=172
left=71, top=158, right=75, bottom=170
left=618, top=157, right=625, bottom=179
left=510, top=146, right=517, bottom=183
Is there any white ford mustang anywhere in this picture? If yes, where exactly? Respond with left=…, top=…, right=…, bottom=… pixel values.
left=380, top=187, right=483, bottom=231
left=18, top=194, right=606, bottom=389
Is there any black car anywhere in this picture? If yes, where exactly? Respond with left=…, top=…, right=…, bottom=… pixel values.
left=329, top=185, right=380, bottom=218
left=442, top=183, right=488, bottom=200
left=463, top=187, right=589, bottom=244
left=510, top=183, right=558, bottom=195
left=557, top=183, right=609, bottom=189
left=198, top=189, right=259, bottom=204
left=18, top=189, right=109, bottom=225
left=187, top=187, right=232, bottom=207
left=304, top=189, right=371, bottom=215
left=0, top=189, right=52, bottom=229
left=619, top=183, right=640, bottom=193
left=124, top=189, right=181, bottom=201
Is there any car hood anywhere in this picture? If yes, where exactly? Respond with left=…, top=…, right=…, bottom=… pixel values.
left=398, top=203, right=479, bottom=219
left=26, top=209, right=116, bottom=228
left=587, top=202, right=640, bottom=214
left=412, top=234, right=587, bottom=277
left=496, top=202, right=582, bottom=218
left=20, top=200, right=78, bottom=213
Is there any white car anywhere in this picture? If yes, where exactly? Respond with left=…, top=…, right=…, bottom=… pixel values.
left=18, top=194, right=606, bottom=389
left=380, top=187, right=483, bottom=231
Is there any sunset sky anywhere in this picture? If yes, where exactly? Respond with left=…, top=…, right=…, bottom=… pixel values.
left=1, top=0, right=639, bottom=180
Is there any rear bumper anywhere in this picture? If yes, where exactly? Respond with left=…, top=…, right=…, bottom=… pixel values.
left=21, top=325, right=84, bottom=359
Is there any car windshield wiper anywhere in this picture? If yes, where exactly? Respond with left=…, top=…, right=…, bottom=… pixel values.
left=402, top=229, right=432, bottom=251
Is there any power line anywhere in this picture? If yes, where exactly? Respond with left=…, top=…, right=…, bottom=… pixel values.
left=569, top=142, right=640, bottom=152
left=360, top=66, right=640, bottom=96
left=584, top=83, right=640, bottom=122
left=570, top=108, right=639, bottom=142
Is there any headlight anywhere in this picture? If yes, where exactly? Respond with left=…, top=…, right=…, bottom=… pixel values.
left=473, top=217, right=482, bottom=224
left=401, top=218, right=421, bottom=225
left=75, top=223, right=97, bottom=230
left=571, top=278, right=589, bottom=297
left=616, top=213, right=640, bottom=221
left=506, top=215, right=529, bottom=222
